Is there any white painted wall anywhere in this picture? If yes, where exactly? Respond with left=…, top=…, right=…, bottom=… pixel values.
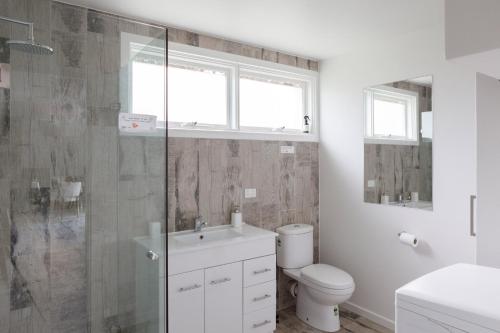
left=445, top=0, right=500, bottom=59
left=476, top=73, right=500, bottom=269
left=319, top=23, right=478, bottom=327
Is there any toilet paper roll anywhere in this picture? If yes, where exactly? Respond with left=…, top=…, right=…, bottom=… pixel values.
left=399, top=232, right=419, bottom=248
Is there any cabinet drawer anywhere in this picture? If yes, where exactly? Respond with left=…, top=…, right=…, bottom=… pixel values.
left=244, top=306, right=276, bottom=333
left=244, top=281, right=276, bottom=313
left=168, top=270, right=204, bottom=333
left=244, top=255, right=276, bottom=287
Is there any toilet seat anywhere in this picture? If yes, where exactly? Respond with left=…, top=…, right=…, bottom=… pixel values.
left=283, top=264, right=355, bottom=295
left=301, top=264, right=354, bottom=291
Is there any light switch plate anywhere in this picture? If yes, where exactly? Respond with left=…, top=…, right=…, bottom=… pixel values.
left=280, top=146, right=295, bottom=154
left=367, top=179, right=376, bottom=188
left=245, top=188, right=257, bottom=198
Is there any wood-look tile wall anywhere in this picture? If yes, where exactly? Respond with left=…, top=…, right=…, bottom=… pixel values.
left=364, top=82, right=433, bottom=204
left=167, top=25, right=320, bottom=311
left=168, top=137, right=319, bottom=309
left=168, top=27, right=319, bottom=71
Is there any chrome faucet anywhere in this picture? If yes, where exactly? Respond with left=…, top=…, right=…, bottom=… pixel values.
left=194, top=216, right=207, bottom=232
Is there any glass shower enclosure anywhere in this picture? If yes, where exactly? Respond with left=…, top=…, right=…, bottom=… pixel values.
left=0, top=1, right=166, bottom=332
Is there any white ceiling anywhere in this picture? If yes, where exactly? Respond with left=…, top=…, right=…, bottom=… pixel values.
left=63, top=0, right=443, bottom=60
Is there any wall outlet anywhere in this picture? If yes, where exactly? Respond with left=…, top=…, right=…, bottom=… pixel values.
left=280, top=146, right=295, bottom=154
left=367, top=179, right=376, bottom=188
left=244, top=188, right=257, bottom=199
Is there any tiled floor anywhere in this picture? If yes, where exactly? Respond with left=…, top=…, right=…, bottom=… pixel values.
left=277, top=306, right=394, bottom=333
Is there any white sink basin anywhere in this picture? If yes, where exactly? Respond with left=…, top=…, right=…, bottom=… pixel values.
left=174, top=228, right=243, bottom=245
left=168, top=224, right=277, bottom=275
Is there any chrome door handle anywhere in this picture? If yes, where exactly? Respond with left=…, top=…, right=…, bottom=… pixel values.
left=253, top=294, right=271, bottom=302
left=253, top=268, right=271, bottom=275
left=146, top=250, right=160, bottom=261
left=178, top=284, right=202, bottom=292
left=253, top=320, right=271, bottom=328
left=210, top=277, right=231, bottom=285
left=470, top=195, right=477, bottom=237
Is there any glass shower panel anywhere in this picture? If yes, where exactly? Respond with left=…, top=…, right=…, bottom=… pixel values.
left=0, top=2, right=166, bottom=332
left=87, top=8, right=167, bottom=333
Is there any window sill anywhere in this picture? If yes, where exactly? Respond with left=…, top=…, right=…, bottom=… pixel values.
left=120, top=128, right=167, bottom=137
left=364, top=138, right=419, bottom=146
left=168, top=128, right=319, bottom=142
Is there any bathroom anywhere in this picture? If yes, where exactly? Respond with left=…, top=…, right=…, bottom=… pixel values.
left=1, top=0, right=500, bottom=332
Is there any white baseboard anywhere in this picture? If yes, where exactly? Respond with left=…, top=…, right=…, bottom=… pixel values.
left=341, top=301, right=395, bottom=331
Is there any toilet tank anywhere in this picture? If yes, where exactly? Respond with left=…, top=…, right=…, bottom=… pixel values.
left=276, top=224, right=314, bottom=269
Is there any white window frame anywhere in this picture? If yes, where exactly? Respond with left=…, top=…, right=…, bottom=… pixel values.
left=364, top=85, right=419, bottom=145
left=168, top=42, right=319, bottom=142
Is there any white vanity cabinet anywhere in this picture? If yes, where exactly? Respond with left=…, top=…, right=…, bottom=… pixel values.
left=168, top=224, right=278, bottom=333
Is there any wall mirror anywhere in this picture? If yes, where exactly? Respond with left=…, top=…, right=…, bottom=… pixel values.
left=363, top=75, right=433, bottom=210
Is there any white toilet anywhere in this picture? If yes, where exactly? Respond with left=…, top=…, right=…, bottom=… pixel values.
left=276, top=224, right=355, bottom=332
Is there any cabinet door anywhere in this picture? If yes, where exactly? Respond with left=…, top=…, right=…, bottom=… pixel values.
left=476, top=72, right=500, bottom=268
left=168, top=270, right=204, bottom=333
left=205, top=262, right=243, bottom=333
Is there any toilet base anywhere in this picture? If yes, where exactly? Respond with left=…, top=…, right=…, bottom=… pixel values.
left=296, top=285, right=341, bottom=332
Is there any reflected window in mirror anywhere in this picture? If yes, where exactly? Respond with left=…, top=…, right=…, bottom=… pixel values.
left=364, top=76, right=433, bottom=211
left=364, top=86, right=418, bottom=145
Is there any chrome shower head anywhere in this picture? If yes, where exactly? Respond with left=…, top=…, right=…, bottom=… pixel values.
left=0, top=15, right=54, bottom=56
left=6, top=39, right=54, bottom=56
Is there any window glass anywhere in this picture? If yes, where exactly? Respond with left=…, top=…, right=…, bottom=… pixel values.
left=168, top=64, right=228, bottom=126
left=121, top=33, right=166, bottom=126
left=131, top=60, right=165, bottom=121
left=421, top=111, right=433, bottom=139
left=373, top=96, right=407, bottom=137
left=239, top=74, right=304, bottom=130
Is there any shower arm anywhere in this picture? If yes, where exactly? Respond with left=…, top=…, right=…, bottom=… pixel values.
left=0, top=16, right=35, bottom=42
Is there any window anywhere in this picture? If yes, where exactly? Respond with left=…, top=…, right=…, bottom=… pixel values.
left=167, top=43, right=318, bottom=140
left=239, top=72, right=306, bottom=131
left=121, top=32, right=166, bottom=127
left=168, top=61, right=229, bottom=128
left=364, top=86, right=418, bottom=144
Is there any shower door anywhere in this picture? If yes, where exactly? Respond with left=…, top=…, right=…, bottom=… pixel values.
left=0, top=1, right=166, bottom=332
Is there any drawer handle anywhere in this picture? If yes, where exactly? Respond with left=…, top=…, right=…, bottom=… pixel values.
left=253, top=320, right=271, bottom=328
left=178, top=284, right=201, bottom=292
left=210, top=277, right=231, bottom=285
left=253, top=294, right=271, bottom=302
left=253, top=268, right=271, bottom=275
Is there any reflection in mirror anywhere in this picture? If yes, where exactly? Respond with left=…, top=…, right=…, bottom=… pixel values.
left=364, top=76, right=433, bottom=210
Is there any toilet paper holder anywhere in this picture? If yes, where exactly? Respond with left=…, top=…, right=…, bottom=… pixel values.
left=398, top=231, right=419, bottom=247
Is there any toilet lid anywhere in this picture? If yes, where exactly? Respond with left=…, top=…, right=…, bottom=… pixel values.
left=301, top=264, right=354, bottom=290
